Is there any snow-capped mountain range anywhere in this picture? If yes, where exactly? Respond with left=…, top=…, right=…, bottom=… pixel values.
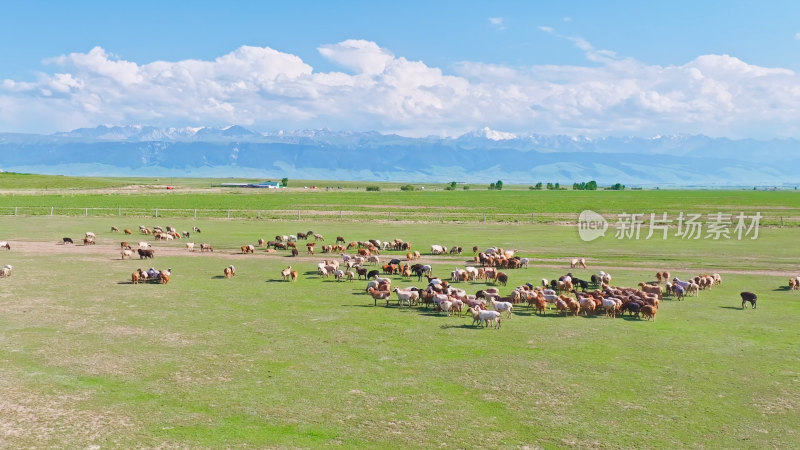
left=1, top=125, right=797, bottom=187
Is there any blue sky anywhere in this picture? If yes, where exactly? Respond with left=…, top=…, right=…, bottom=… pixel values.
left=3, top=1, right=800, bottom=138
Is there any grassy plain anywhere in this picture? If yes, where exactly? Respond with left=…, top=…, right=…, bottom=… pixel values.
left=0, top=178, right=799, bottom=448
left=1, top=178, right=799, bottom=227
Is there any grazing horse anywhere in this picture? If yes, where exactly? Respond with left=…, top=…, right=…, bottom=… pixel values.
left=224, top=265, right=235, bottom=278
left=570, top=258, right=587, bottom=269
left=740, top=292, right=757, bottom=309
left=62, top=237, right=74, bottom=244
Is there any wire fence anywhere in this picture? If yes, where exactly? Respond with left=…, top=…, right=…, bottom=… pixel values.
left=1, top=206, right=798, bottom=226
left=0, top=206, right=546, bottom=224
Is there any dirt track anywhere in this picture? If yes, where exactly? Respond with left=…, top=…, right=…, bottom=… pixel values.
left=3, top=239, right=795, bottom=278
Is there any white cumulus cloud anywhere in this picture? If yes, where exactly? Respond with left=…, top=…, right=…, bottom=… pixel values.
left=318, top=39, right=394, bottom=75
left=2, top=37, right=800, bottom=139
left=489, top=17, right=506, bottom=30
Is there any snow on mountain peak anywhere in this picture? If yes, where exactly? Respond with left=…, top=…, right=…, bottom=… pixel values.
left=472, top=127, right=517, bottom=141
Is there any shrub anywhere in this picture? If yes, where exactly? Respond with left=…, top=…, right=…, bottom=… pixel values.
left=366, top=186, right=381, bottom=192
left=400, top=184, right=416, bottom=191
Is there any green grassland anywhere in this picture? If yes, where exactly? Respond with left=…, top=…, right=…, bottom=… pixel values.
left=1, top=181, right=799, bottom=227
left=0, top=179, right=799, bottom=448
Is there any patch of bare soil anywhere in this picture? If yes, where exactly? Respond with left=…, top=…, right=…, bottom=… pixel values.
left=0, top=185, right=235, bottom=196
left=0, top=383, right=133, bottom=446
left=2, top=239, right=795, bottom=278
left=303, top=204, right=470, bottom=210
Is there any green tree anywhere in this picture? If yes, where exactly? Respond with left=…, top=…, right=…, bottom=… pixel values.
left=489, top=182, right=497, bottom=190
left=495, top=180, right=503, bottom=190
left=281, top=177, right=289, bottom=187
left=535, top=182, right=543, bottom=190
left=587, top=180, right=597, bottom=190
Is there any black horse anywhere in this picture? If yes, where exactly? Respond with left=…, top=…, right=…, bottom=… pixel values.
left=740, top=292, right=757, bottom=309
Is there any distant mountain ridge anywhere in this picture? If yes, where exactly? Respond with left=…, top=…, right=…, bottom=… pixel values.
left=1, top=126, right=798, bottom=186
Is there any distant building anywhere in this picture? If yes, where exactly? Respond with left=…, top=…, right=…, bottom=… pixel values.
left=220, top=181, right=283, bottom=189
left=248, top=181, right=283, bottom=189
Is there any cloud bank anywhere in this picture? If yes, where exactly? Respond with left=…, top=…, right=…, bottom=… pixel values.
left=2, top=35, right=800, bottom=138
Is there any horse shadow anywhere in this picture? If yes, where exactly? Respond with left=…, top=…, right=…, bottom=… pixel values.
left=719, top=306, right=745, bottom=310
left=619, top=315, right=642, bottom=322
left=535, top=312, right=572, bottom=319
left=580, top=314, right=605, bottom=319
left=212, top=275, right=227, bottom=279
left=417, top=310, right=448, bottom=317
left=266, top=278, right=290, bottom=283
left=773, top=286, right=791, bottom=292
left=439, top=324, right=483, bottom=330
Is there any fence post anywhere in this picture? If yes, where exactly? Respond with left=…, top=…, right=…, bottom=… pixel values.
left=118, top=207, right=121, bottom=216
left=781, top=216, right=784, bottom=227
left=227, top=210, right=230, bottom=219
left=51, top=207, right=54, bottom=216
left=531, top=213, right=534, bottom=223
left=439, top=214, right=442, bottom=223
left=298, top=210, right=301, bottom=220
left=340, top=210, right=343, bottom=219
left=85, top=208, right=88, bottom=217
left=388, top=212, right=391, bottom=220
left=14, top=207, right=17, bottom=216
left=483, top=213, right=486, bottom=223
left=194, top=209, right=197, bottom=218
left=258, top=211, right=261, bottom=220
left=155, top=208, right=158, bottom=218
